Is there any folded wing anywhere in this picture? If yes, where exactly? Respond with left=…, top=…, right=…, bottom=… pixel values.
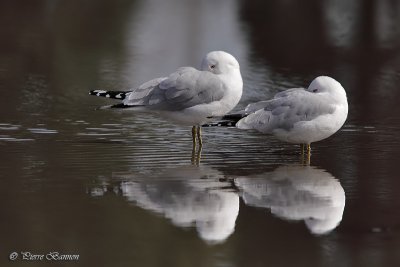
left=124, top=67, right=225, bottom=111
left=238, top=89, right=336, bottom=133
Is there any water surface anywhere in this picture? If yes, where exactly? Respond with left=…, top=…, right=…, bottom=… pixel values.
left=1, top=0, right=400, bottom=266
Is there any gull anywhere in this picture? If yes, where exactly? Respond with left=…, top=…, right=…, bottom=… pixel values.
left=218, top=76, right=348, bottom=160
left=89, top=51, right=243, bottom=149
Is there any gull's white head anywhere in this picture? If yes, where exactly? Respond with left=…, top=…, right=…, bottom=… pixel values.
left=307, top=76, right=346, bottom=96
left=201, top=51, right=240, bottom=75
left=307, top=76, right=348, bottom=106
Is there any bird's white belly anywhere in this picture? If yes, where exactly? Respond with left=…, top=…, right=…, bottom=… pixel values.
left=160, top=86, right=242, bottom=126
left=273, top=105, right=348, bottom=144
left=161, top=101, right=235, bottom=126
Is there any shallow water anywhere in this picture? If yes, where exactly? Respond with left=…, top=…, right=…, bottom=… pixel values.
left=1, top=0, right=400, bottom=266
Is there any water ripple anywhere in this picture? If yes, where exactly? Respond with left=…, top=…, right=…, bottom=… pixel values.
left=27, top=128, right=58, bottom=134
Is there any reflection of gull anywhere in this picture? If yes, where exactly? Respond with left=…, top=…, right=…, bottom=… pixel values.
left=116, top=165, right=239, bottom=244
left=235, top=165, right=345, bottom=235
left=90, top=51, right=243, bottom=148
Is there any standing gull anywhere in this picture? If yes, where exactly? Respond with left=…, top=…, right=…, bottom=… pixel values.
left=89, top=51, right=243, bottom=149
left=218, top=76, right=348, bottom=159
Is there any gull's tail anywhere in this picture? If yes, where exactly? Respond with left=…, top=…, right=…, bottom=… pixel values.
left=89, top=89, right=141, bottom=109
left=202, top=113, right=248, bottom=127
left=89, top=90, right=130, bottom=100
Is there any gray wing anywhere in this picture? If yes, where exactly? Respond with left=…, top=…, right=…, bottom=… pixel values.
left=123, top=77, right=167, bottom=105
left=238, top=89, right=336, bottom=132
left=124, top=67, right=225, bottom=111
left=244, top=88, right=305, bottom=113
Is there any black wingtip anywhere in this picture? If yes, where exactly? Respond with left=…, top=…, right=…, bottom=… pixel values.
left=202, top=113, right=248, bottom=128
left=89, top=90, right=130, bottom=100
left=221, top=113, right=248, bottom=121
left=89, top=90, right=107, bottom=97
left=202, top=120, right=238, bottom=127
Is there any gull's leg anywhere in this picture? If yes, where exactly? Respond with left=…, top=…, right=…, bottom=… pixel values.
left=191, top=126, right=202, bottom=165
left=301, top=144, right=305, bottom=155
left=195, top=144, right=202, bottom=166
left=306, top=144, right=311, bottom=165
left=192, top=126, right=197, bottom=147
left=197, top=126, right=203, bottom=147
left=191, top=126, right=196, bottom=164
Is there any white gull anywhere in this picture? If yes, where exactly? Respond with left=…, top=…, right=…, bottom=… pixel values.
left=90, top=51, right=243, bottom=148
left=235, top=76, right=348, bottom=157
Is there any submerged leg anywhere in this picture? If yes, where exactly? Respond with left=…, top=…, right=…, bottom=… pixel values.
left=197, top=126, right=203, bottom=147
left=300, top=143, right=311, bottom=165
left=191, top=145, right=202, bottom=165
left=195, top=144, right=202, bottom=165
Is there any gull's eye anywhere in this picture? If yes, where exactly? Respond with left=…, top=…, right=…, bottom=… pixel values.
left=312, top=88, right=318, bottom=93
left=210, top=65, right=216, bottom=69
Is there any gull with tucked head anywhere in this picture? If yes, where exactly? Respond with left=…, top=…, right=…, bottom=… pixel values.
left=90, top=51, right=243, bottom=151
left=216, top=76, right=348, bottom=161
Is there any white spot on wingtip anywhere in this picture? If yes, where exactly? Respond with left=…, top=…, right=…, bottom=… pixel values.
left=106, top=94, right=110, bottom=98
